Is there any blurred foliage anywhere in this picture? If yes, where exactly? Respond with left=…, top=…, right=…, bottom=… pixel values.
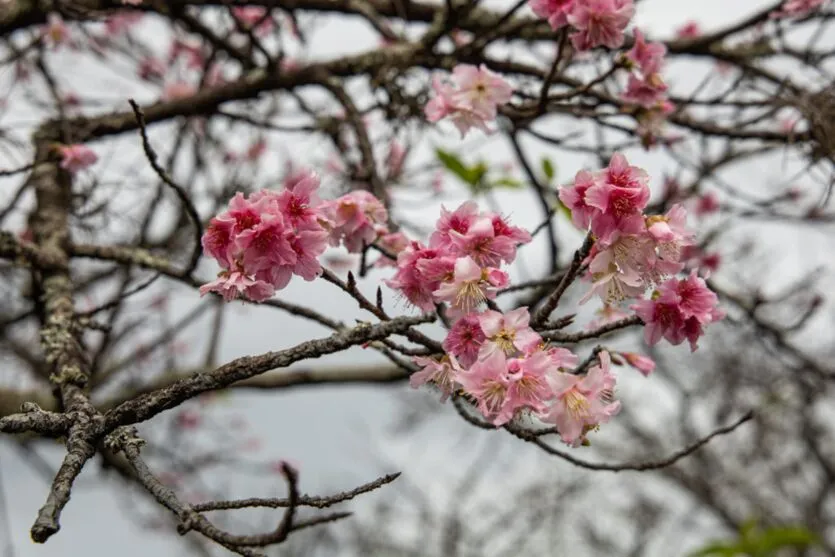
left=435, top=148, right=521, bottom=194
left=690, top=519, right=820, bottom=557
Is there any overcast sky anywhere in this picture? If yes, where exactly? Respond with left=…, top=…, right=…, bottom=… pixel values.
left=2, top=1, right=824, bottom=556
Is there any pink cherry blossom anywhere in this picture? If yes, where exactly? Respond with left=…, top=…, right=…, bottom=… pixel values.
left=542, top=351, right=620, bottom=445
left=433, top=257, right=503, bottom=314
left=236, top=215, right=296, bottom=273
left=529, top=0, right=575, bottom=29
left=544, top=346, right=579, bottom=370
left=627, top=29, right=666, bottom=76
left=478, top=307, right=541, bottom=357
left=771, top=0, right=827, bottom=18
left=457, top=350, right=514, bottom=425
left=284, top=229, right=329, bottom=281
left=411, top=355, right=462, bottom=401
left=321, top=190, right=389, bottom=253
left=559, top=169, right=599, bottom=230
left=588, top=304, right=631, bottom=329
left=581, top=240, right=646, bottom=304
left=430, top=201, right=480, bottom=250
left=632, top=291, right=687, bottom=347
left=443, top=312, right=487, bottom=367
left=632, top=274, right=722, bottom=350
left=621, top=74, right=668, bottom=108
left=636, top=99, right=676, bottom=149
left=202, top=214, right=237, bottom=267
left=424, top=66, right=512, bottom=137
left=58, top=144, right=98, bottom=174
left=199, top=269, right=275, bottom=302
left=425, top=75, right=491, bottom=137
left=693, top=192, right=721, bottom=216
left=385, top=242, right=444, bottom=311
left=675, top=21, right=702, bottom=39
left=276, top=171, right=324, bottom=230
left=585, top=152, right=651, bottom=242
left=503, top=350, right=554, bottom=416
left=448, top=216, right=518, bottom=267
left=451, top=64, right=514, bottom=119
left=374, top=232, right=410, bottom=268
left=621, top=352, right=655, bottom=376
left=567, top=0, right=635, bottom=51
left=646, top=204, right=693, bottom=266
left=674, top=272, right=720, bottom=322
left=491, top=213, right=532, bottom=253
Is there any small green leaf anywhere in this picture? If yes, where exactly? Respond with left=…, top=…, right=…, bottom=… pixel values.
left=554, top=199, right=572, bottom=221
left=435, top=148, right=472, bottom=185
left=688, top=542, right=743, bottom=557
left=492, top=178, right=523, bottom=189
left=756, top=526, right=819, bottom=552
left=541, top=157, right=555, bottom=181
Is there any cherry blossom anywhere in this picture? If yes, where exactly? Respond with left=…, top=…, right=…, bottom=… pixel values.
left=443, top=313, right=487, bottom=367
left=771, top=0, right=828, bottom=18
left=585, top=152, right=651, bottom=242
left=567, top=0, right=635, bottom=51
left=541, top=351, right=621, bottom=445
left=456, top=351, right=514, bottom=425
left=410, top=355, right=462, bottom=401
left=58, top=144, right=98, bottom=174
left=478, top=308, right=541, bottom=357
left=433, top=257, right=507, bottom=314
left=620, top=352, right=655, bottom=376
left=321, top=190, right=389, bottom=253
left=528, top=0, right=575, bottom=29
left=451, top=64, right=514, bottom=120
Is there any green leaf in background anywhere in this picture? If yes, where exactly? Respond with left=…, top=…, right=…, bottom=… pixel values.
left=491, top=177, right=523, bottom=189
left=554, top=199, right=572, bottom=221
left=541, top=156, right=555, bottom=181
left=689, top=520, right=819, bottom=557
left=689, top=542, right=741, bottom=557
left=434, top=148, right=496, bottom=194
left=755, top=526, right=819, bottom=553
left=435, top=148, right=471, bottom=184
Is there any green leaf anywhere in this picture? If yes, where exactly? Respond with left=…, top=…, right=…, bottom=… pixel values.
left=755, top=526, right=819, bottom=552
left=435, top=148, right=473, bottom=185
left=689, top=541, right=744, bottom=557
left=491, top=178, right=523, bottom=189
left=554, top=199, right=572, bottom=221
left=541, top=157, right=555, bottom=181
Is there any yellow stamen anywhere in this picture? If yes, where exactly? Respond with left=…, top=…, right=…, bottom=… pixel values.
left=564, top=389, right=590, bottom=419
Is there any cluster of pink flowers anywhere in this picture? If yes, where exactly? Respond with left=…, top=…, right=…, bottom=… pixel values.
left=529, top=0, right=635, bottom=51
left=412, top=316, right=620, bottom=446
left=425, top=64, right=513, bottom=137
left=200, top=172, right=393, bottom=302
left=384, top=201, right=530, bottom=315
left=622, top=30, right=668, bottom=109
left=633, top=273, right=724, bottom=351
left=381, top=201, right=615, bottom=445
left=771, top=0, right=829, bottom=18
left=621, top=30, right=675, bottom=148
left=200, top=156, right=721, bottom=445
left=558, top=152, right=723, bottom=343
